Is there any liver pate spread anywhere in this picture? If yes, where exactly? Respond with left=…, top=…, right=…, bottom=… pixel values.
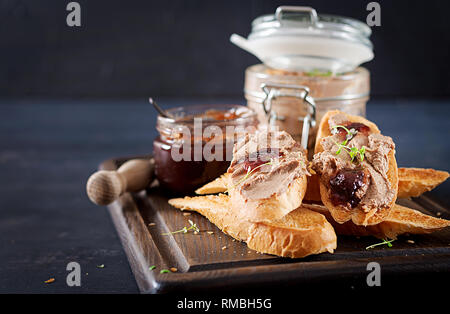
left=312, top=113, right=395, bottom=213
left=228, top=131, right=308, bottom=200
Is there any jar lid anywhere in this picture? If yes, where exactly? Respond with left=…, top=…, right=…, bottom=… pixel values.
left=230, top=6, right=374, bottom=73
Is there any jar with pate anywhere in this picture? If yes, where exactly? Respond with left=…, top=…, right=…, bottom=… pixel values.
left=231, top=6, right=373, bottom=148
left=244, top=65, right=369, bottom=146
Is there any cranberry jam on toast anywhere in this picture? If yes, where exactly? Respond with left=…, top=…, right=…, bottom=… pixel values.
left=311, top=110, right=398, bottom=226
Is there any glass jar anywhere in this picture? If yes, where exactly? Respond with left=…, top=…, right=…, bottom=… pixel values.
left=244, top=64, right=370, bottom=147
left=153, top=104, right=258, bottom=195
left=231, top=6, right=373, bottom=73
left=231, top=6, right=373, bottom=149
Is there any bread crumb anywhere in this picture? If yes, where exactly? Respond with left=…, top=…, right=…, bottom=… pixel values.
left=183, top=212, right=191, bottom=216
left=248, top=251, right=251, bottom=254
left=170, top=267, right=178, bottom=272
left=207, top=231, right=214, bottom=235
left=221, top=246, right=227, bottom=250
left=148, top=223, right=156, bottom=226
left=407, top=240, right=415, bottom=244
left=194, top=231, right=199, bottom=235
left=437, top=212, right=442, bottom=216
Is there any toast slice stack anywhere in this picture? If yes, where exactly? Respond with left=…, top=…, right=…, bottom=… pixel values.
left=170, top=194, right=450, bottom=244
left=169, top=195, right=337, bottom=258
left=303, top=202, right=450, bottom=239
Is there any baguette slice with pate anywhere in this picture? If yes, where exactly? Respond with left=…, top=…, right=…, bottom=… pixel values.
left=168, top=195, right=336, bottom=258
left=226, top=130, right=309, bottom=223
left=311, top=110, right=398, bottom=226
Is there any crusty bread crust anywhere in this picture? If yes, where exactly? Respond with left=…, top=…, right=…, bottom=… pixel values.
left=315, top=110, right=399, bottom=226
left=247, top=207, right=336, bottom=258
left=228, top=174, right=307, bottom=223
left=195, top=174, right=230, bottom=195
left=397, top=168, right=449, bottom=198
left=169, top=195, right=336, bottom=258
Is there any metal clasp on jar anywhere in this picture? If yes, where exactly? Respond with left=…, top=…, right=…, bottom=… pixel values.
left=261, top=82, right=316, bottom=149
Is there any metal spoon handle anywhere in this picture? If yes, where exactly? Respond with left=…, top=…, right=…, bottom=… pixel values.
left=149, top=97, right=171, bottom=118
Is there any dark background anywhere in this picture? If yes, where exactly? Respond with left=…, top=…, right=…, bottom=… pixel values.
left=1, top=0, right=449, bottom=294
left=1, top=0, right=450, bottom=99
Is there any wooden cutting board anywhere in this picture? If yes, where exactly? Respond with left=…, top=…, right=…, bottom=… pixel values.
left=101, top=156, right=450, bottom=294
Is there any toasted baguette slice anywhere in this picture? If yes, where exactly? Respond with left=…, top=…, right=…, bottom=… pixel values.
left=226, top=130, right=309, bottom=223
left=168, top=194, right=250, bottom=241
left=314, top=110, right=399, bottom=226
left=228, top=174, right=308, bottom=223
left=169, top=195, right=336, bottom=258
left=195, top=174, right=230, bottom=195
left=397, top=168, right=449, bottom=198
left=246, top=206, right=336, bottom=258
left=303, top=202, right=450, bottom=239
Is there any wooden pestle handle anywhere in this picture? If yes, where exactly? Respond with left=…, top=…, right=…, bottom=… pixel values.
left=86, top=158, right=155, bottom=206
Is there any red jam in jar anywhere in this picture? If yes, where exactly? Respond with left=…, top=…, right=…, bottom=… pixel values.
left=153, top=105, right=258, bottom=195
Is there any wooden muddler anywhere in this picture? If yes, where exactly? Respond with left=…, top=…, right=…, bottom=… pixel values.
left=86, top=158, right=155, bottom=206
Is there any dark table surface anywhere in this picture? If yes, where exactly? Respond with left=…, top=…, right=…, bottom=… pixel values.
left=1, top=98, right=449, bottom=293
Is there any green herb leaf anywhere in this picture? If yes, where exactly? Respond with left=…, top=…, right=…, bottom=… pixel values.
left=331, top=125, right=351, bottom=135
left=359, top=146, right=366, bottom=161
left=349, top=147, right=359, bottom=161
left=162, top=220, right=200, bottom=236
left=160, top=269, right=170, bottom=274
left=365, top=238, right=395, bottom=250
left=229, top=161, right=273, bottom=190
left=97, top=264, right=105, bottom=268
left=149, top=265, right=156, bottom=270
left=331, top=126, right=366, bottom=163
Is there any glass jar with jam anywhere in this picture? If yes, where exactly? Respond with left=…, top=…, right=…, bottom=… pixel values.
left=153, top=104, right=258, bottom=195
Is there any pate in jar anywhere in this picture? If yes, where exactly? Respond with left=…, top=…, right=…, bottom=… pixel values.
left=244, top=65, right=370, bottom=146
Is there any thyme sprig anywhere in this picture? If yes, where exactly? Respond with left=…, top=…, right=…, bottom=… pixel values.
left=162, top=219, right=200, bottom=236
left=229, top=160, right=273, bottom=191
left=331, top=125, right=366, bottom=163
left=305, top=69, right=333, bottom=77
left=365, top=238, right=395, bottom=250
